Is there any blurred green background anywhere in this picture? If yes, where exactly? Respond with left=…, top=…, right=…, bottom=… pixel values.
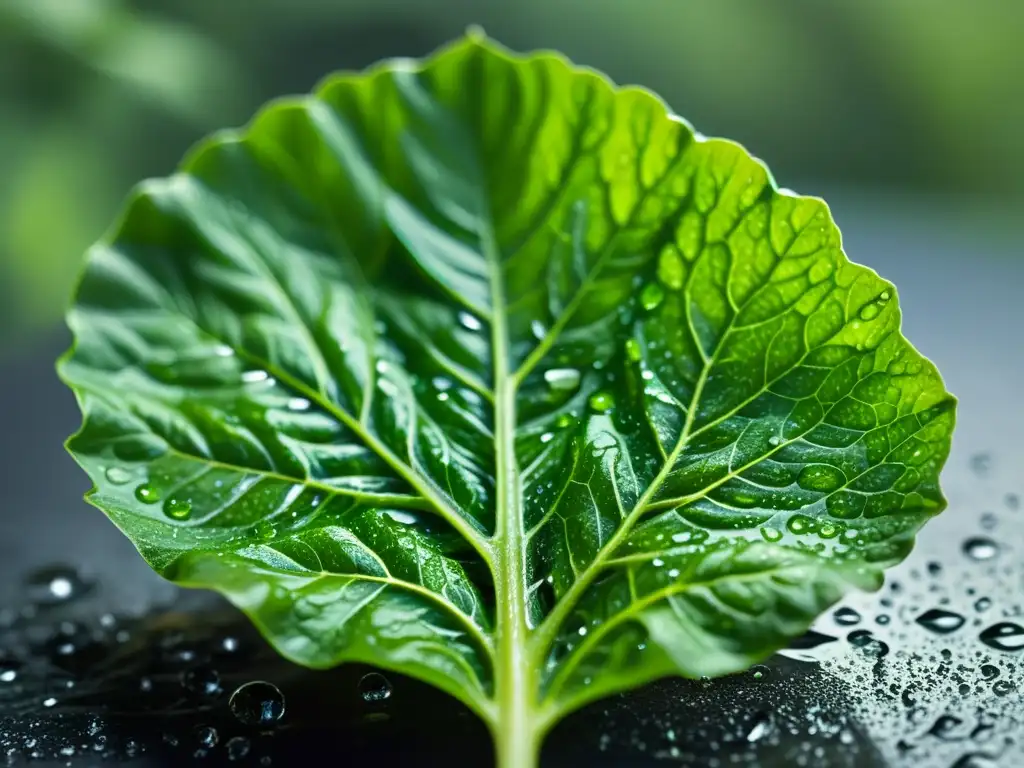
left=2, top=0, right=1022, bottom=352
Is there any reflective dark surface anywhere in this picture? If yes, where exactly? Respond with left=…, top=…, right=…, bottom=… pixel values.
left=1, top=190, right=1021, bottom=766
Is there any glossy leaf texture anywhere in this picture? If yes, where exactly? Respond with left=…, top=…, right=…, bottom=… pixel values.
left=60, top=33, right=955, bottom=743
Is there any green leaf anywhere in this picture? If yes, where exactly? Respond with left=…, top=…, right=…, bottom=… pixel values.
left=59, top=33, right=955, bottom=768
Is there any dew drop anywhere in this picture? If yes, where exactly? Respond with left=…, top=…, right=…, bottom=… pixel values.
left=458, top=311, right=482, bottom=331
left=787, top=514, right=814, bottom=535
left=196, top=726, right=219, bottom=748
left=540, top=432, right=554, bottom=444
left=833, top=607, right=862, bottom=626
left=531, top=320, right=547, bottom=340
left=962, top=537, right=999, bottom=561
left=226, top=736, right=251, bottom=761
left=135, top=484, right=160, bottom=504
left=25, top=565, right=90, bottom=606
left=164, top=497, right=193, bottom=521
left=993, top=680, right=1014, bottom=697
left=671, top=532, right=692, bottom=544
left=229, top=681, right=286, bottom=727
left=241, top=370, right=269, bottom=384
left=640, top=283, right=664, bottom=311
left=847, top=629, right=889, bottom=658
left=359, top=672, right=392, bottom=703
left=915, top=608, right=966, bottom=635
left=760, top=527, right=782, bottom=542
left=287, top=398, right=311, bottom=412
left=750, top=664, right=770, bottom=680
left=255, top=520, right=277, bottom=540
left=104, top=466, right=133, bottom=485
left=818, top=522, right=840, bottom=539
left=588, top=391, right=614, bottom=414
left=554, top=413, right=574, bottom=429
left=181, top=667, right=222, bottom=698
left=979, top=622, right=1024, bottom=652
left=980, top=664, right=1000, bottom=681
left=42, top=697, right=57, bottom=708
left=0, top=659, right=19, bottom=683
left=974, top=597, right=992, bottom=612
left=543, top=368, right=581, bottom=392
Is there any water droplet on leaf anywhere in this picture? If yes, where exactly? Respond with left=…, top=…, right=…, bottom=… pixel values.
left=104, top=467, right=133, bottom=485
left=588, top=392, right=614, bottom=414
left=135, top=484, right=160, bottom=504
left=640, top=283, right=664, bottom=311
left=543, top=368, right=581, bottom=391
left=457, top=311, right=482, bottom=331
left=164, top=497, right=192, bottom=521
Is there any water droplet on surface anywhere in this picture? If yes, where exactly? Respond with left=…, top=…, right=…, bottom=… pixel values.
left=979, top=622, right=1024, bottom=652
left=42, top=697, right=57, bottom=708
left=135, top=484, right=160, bottom=504
left=287, top=397, right=311, bottom=412
left=915, top=608, right=966, bottom=635
left=760, top=527, right=782, bottom=542
left=962, top=537, right=999, bottom=561
left=226, top=736, right=251, bottom=761
left=540, top=432, right=554, bottom=444
left=746, top=712, right=771, bottom=742
left=992, top=679, right=1014, bottom=697
left=543, top=368, right=581, bottom=391
left=24, top=565, right=90, bottom=606
left=196, top=726, right=219, bottom=748
left=164, top=497, right=193, bottom=521
left=750, top=664, right=769, bottom=680
left=0, top=659, right=19, bottom=683
left=104, top=466, right=133, bottom=485
left=588, top=391, right=614, bottom=414
left=457, top=311, right=482, bottom=331
left=255, top=520, right=277, bottom=540
left=979, top=511, right=998, bottom=530
left=554, top=413, right=574, bottom=429
left=928, top=715, right=967, bottom=742
left=847, top=629, right=889, bottom=658
left=181, top=667, right=222, bottom=698
left=640, top=282, right=664, bottom=311
left=834, top=607, right=861, bottom=626
left=229, top=681, right=286, bottom=727
left=530, top=320, right=547, bottom=340
left=359, top=672, right=393, bottom=703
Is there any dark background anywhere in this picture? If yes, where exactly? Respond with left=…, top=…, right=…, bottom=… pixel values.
left=1, top=1, right=1022, bottom=766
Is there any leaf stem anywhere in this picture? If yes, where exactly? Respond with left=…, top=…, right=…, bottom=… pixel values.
left=483, top=213, right=538, bottom=768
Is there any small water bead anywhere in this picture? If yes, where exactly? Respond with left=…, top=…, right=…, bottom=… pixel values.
left=0, top=659, right=19, bottom=683
left=230, top=681, right=286, bottom=727
left=255, top=521, right=278, bottom=540
left=640, top=283, right=664, bottom=311
left=1005, top=493, right=1020, bottom=511
left=916, top=608, right=966, bottom=635
left=974, top=597, right=992, bottom=612
left=196, top=726, right=219, bottom=748
left=818, top=522, right=840, bottom=539
left=962, top=537, right=999, bottom=561
left=457, top=312, right=482, bottom=331
left=554, top=413, right=575, bottom=429
left=760, top=527, right=782, bottom=542
left=543, top=368, right=580, bottom=391
left=746, top=712, right=771, bottom=743
left=287, top=397, right=311, bottom=412
left=833, top=607, right=862, bottom=626
left=42, top=697, right=57, bottom=708
left=135, top=484, right=160, bottom=504
left=531, top=320, right=547, bottom=340
left=993, top=680, right=1014, bottom=697
left=786, top=514, right=815, bottom=535
left=359, top=672, right=392, bottom=703
left=539, top=432, right=554, bottom=444
left=749, top=665, right=770, bottom=680
left=588, top=392, right=614, bottom=414
left=181, top=667, right=222, bottom=698
left=226, top=736, right=251, bottom=761
left=164, top=497, right=192, bottom=521
left=980, top=664, right=1000, bottom=681
left=847, top=629, right=889, bottom=658
left=979, top=622, right=1024, bottom=652
left=25, top=565, right=90, bottom=606
left=104, top=466, right=133, bottom=485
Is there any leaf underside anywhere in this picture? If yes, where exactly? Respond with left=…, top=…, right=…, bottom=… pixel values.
left=60, top=34, right=955, bottom=730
